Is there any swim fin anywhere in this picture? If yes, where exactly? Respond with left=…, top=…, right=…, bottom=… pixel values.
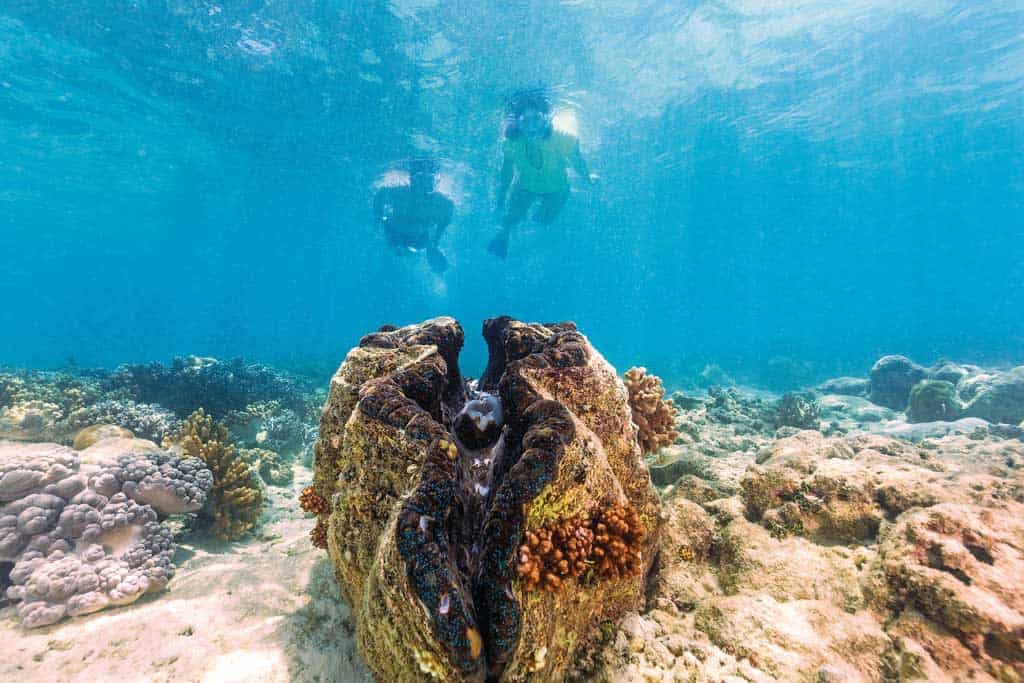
left=427, top=246, right=449, bottom=273
left=487, top=231, right=509, bottom=260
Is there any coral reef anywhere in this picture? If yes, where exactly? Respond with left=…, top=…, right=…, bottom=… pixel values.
left=0, top=440, right=211, bottom=627
left=623, top=366, right=678, bottom=456
left=872, top=503, right=1024, bottom=676
left=310, top=518, right=328, bottom=549
left=310, top=316, right=661, bottom=682
left=514, top=502, right=646, bottom=592
left=907, top=379, right=962, bottom=423
left=648, top=386, right=777, bottom=496
left=109, top=356, right=309, bottom=419
left=239, top=447, right=294, bottom=486
left=857, top=355, right=1024, bottom=426
left=0, top=370, right=105, bottom=417
left=0, top=400, right=65, bottom=441
left=225, top=400, right=315, bottom=456
left=64, top=399, right=182, bottom=443
left=176, top=409, right=263, bottom=540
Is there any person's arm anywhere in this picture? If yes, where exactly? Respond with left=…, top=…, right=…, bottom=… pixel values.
left=373, top=188, right=388, bottom=224
left=569, top=138, right=593, bottom=185
left=495, top=145, right=515, bottom=216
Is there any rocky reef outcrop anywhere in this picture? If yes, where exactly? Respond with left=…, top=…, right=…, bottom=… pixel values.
left=869, top=355, right=929, bottom=410
left=0, top=439, right=212, bottom=627
left=603, top=425, right=1024, bottom=682
left=859, top=356, right=1024, bottom=426
left=308, top=317, right=662, bottom=682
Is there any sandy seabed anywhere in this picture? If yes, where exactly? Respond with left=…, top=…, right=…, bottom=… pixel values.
left=0, top=466, right=372, bottom=683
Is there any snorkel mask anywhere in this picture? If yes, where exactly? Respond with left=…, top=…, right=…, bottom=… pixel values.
left=516, top=108, right=550, bottom=139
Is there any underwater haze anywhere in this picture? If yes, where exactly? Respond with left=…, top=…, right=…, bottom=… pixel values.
left=1, top=0, right=1022, bottom=383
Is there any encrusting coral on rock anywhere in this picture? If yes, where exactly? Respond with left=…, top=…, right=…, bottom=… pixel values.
left=299, top=485, right=331, bottom=516
left=0, top=439, right=212, bottom=627
left=309, top=317, right=662, bottom=682
left=175, top=409, right=263, bottom=541
left=590, top=501, right=646, bottom=580
left=516, top=514, right=593, bottom=591
left=515, top=501, right=647, bottom=592
left=624, top=366, right=678, bottom=456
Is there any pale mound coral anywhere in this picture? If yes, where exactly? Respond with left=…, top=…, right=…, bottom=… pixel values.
left=0, top=440, right=211, bottom=627
left=624, top=366, right=678, bottom=456
left=72, top=423, right=133, bottom=450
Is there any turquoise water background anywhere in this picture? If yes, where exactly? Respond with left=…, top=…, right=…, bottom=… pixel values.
left=1, top=2, right=1022, bottom=385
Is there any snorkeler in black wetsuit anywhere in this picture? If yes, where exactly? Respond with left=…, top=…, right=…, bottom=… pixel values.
left=373, top=158, right=453, bottom=273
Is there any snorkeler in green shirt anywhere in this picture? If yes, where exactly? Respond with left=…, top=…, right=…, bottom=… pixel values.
left=374, top=158, right=453, bottom=274
left=488, top=91, right=593, bottom=259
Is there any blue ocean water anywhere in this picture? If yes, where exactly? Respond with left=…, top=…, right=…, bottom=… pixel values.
left=1, top=1, right=1021, bottom=385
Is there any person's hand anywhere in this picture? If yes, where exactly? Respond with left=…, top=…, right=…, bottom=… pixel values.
left=587, top=172, right=600, bottom=186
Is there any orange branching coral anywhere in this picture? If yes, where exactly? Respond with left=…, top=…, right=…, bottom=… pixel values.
left=591, top=502, right=646, bottom=580
left=299, top=485, right=330, bottom=515
left=517, top=502, right=647, bottom=591
left=624, top=366, right=678, bottom=456
left=310, top=518, right=328, bottom=549
left=517, top=516, right=594, bottom=591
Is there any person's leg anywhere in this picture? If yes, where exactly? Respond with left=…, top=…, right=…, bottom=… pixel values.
left=532, top=186, right=570, bottom=225
left=503, top=187, right=537, bottom=228
left=489, top=187, right=537, bottom=259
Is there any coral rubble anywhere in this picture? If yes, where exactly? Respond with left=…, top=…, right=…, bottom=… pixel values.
left=0, top=439, right=212, bottom=627
left=310, top=317, right=661, bottom=682
left=775, top=391, right=820, bottom=429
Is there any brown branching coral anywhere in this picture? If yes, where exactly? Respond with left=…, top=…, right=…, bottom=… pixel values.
left=591, top=502, right=646, bottom=580
left=517, top=516, right=594, bottom=591
left=517, top=501, right=647, bottom=591
left=310, top=518, right=328, bottom=549
left=179, top=408, right=263, bottom=540
left=299, top=485, right=331, bottom=515
left=624, top=366, right=678, bottom=456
